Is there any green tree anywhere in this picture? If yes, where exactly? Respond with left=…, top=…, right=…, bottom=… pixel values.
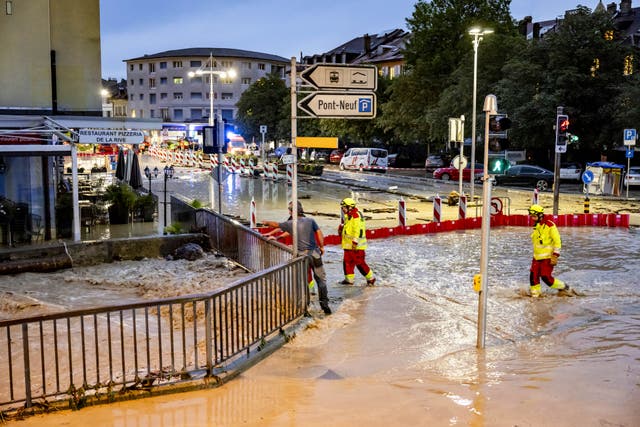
left=497, top=6, right=635, bottom=162
left=382, top=0, right=516, bottom=148
left=235, top=73, right=289, bottom=143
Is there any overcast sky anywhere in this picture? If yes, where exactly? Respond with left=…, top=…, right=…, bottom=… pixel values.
left=100, top=1, right=596, bottom=79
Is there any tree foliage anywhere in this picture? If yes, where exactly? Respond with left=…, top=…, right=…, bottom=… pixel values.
left=235, top=73, right=289, bottom=143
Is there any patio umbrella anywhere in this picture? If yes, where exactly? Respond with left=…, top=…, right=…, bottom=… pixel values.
left=128, top=152, right=144, bottom=190
left=115, top=148, right=126, bottom=181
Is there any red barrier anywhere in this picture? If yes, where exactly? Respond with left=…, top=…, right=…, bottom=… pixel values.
left=324, top=235, right=340, bottom=245
left=552, top=214, right=567, bottom=227
left=619, top=214, right=630, bottom=227
left=607, top=213, right=624, bottom=227
left=392, top=225, right=407, bottom=236
left=464, top=217, right=482, bottom=229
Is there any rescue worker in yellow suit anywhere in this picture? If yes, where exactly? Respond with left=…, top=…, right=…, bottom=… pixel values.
left=528, top=204, right=571, bottom=297
left=339, top=198, right=376, bottom=286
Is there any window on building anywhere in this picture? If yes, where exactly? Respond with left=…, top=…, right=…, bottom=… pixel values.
left=139, top=78, right=143, bottom=85
left=173, top=77, right=183, bottom=84
left=190, top=92, right=202, bottom=100
left=173, top=109, right=183, bottom=120
left=138, top=109, right=144, bottom=118
left=150, top=94, right=156, bottom=104
left=149, top=78, right=156, bottom=89
left=206, top=92, right=218, bottom=100
left=130, top=94, right=134, bottom=100
left=129, top=64, right=134, bottom=71
left=221, top=93, right=233, bottom=100
left=6, top=1, right=13, bottom=15
left=160, top=77, right=167, bottom=85
left=139, top=94, right=144, bottom=101
left=221, top=109, right=234, bottom=121
left=190, top=60, right=202, bottom=67
left=174, top=92, right=183, bottom=100
left=173, top=61, right=183, bottom=68
left=221, top=60, right=233, bottom=68
left=190, top=76, right=203, bottom=84
left=241, top=78, right=251, bottom=85
left=624, top=55, right=634, bottom=76
left=161, top=108, right=170, bottom=120
left=221, top=77, right=233, bottom=84
left=150, top=109, right=155, bottom=118
left=160, top=93, right=168, bottom=100
left=149, top=63, right=155, bottom=73
left=190, top=109, right=202, bottom=120
left=130, top=79, right=134, bottom=86
left=160, top=62, right=167, bottom=69
left=242, top=62, right=252, bottom=69
left=139, top=64, right=143, bottom=71
left=258, top=63, right=266, bottom=70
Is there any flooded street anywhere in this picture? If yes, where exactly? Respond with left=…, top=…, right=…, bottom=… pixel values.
left=6, top=226, right=639, bottom=426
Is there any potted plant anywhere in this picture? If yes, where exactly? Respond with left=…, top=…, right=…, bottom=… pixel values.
left=104, top=183, right=136, bottom=224
left=134, top=193, right=156, bottom=222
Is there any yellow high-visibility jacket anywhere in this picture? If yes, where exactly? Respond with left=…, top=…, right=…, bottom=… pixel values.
left=531, top=219, right=561, bottom=260
left=341, top=209, right=368, bottom=250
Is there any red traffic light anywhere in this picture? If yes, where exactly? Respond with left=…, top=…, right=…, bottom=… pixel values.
left=557, top=115, right=569, bottom=134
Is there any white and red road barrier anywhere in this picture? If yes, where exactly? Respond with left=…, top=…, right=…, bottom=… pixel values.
left=398, top=197, right=406, bottom=227
left=286, top=164, right=293, bottom=185
left=459, top=195, right=467, bottom=220
left=250, top=197, right=257, bottom=228
left=433, top=195, right=442, bottom=223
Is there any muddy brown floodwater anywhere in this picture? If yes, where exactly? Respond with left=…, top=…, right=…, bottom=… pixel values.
left=4, top=225, right=639, bottom=427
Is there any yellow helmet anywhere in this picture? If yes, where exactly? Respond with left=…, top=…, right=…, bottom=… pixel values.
left=528, top=204, right=544, bottom=215
left=341, top=197, right=356, bottom=208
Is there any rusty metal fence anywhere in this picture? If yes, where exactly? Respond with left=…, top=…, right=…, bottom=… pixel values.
left=0, top=201, right=309, bottom=413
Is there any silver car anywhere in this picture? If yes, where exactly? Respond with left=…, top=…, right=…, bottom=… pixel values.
left=624, top=166, right=640, bottom=187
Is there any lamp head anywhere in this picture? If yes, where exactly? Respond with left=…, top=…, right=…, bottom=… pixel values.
left=227, top=69, right=237, bottom=79
left=483, top=94, right=497, bottom=114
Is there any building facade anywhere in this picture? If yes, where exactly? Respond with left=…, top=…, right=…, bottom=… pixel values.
left=124, top=48, right=289, bottom=123
left=0, top=0, right=102, bottom=115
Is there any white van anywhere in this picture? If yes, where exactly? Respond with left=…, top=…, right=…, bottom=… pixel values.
left=339, top=148, right=388, bottom=172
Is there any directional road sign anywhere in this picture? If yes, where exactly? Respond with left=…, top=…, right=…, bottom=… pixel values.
left=301, top=64, right=377, bottom=91
left=623, top=128, right=636, bottom=146
left=582, top=170, right=594, bottom=184
left=298, top=92, right=376, bottom=119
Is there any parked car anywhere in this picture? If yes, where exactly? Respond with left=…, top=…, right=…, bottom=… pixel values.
left=624, top=166, right=640, bottom=187
left=494, top=164, right=554, bottom=191
left=425, top=154, right=451, bottom=173
left=329, top=149, right=345, bottom=164
left=339, top=147, right=388, bottom=172
left=433, top=163, right=484, bottom=181
left=560, top=162, right=582, bottom=181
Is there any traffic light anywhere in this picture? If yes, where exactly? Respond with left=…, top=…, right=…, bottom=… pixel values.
left=488, top=136, right=510, bottom=152
left=202, top=125, right=218, bottom=154
left=555, top=114, right=569, bottom=153
left=488, top=114, right=512, bottom=133
left=488, top=157, right=510, bottom=174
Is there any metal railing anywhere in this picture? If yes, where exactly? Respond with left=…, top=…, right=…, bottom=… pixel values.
left=0, top=202, right=309, bottom=413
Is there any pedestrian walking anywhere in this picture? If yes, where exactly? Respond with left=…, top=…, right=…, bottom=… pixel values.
left=528, top=204, right=571, bottom=297
left=263, top=201, right=331, bottom=314
left=339, top=197, right=376, bottom=286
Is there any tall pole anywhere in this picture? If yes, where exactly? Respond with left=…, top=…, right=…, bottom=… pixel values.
left=553, top=106, right=563, bottom=215
left=207, top=53, right=216, bottom=210
left=290, top=57, right=298, bottom=255
left=477, top=94, right=497, bottom=349
left=470, top=34, right=479, bottom=203
left=163, top=172, right=168, bottom=230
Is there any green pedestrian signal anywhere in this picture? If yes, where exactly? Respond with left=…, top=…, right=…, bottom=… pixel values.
left=488, top=158, right=510, bottom=174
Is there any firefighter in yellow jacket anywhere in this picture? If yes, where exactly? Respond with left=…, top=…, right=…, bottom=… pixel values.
left=528, top=204, right=571, bottom=297
left=339, top=198, right=376, bottom=285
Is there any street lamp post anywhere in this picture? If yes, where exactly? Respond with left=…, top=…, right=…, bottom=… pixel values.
left=477, top=94, right=498, bottom=349
left=468, top=27, right=493, bottom=203
left=188, top=54, right=236, bottom=213
left=143, top=166, right=159, bottom=195
left=163, top=165, right=174, bottom=230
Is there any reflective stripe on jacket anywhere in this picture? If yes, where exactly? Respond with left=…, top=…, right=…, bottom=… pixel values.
left=341, top=209, right=368, bottom=250
left=531, top=219, right=561, bottom=260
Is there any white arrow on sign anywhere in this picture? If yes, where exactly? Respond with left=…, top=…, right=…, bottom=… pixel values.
left=301, top=64, right=377, bottom=90
left=298, top=92, right=377, bottom=119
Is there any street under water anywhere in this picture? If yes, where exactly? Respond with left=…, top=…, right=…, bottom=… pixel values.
left=7, top=225, right=639, bottom=426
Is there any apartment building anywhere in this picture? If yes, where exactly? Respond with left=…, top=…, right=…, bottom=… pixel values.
left=124, top=48, right=289, bottom=123
left=0, top=0, right=102, bottom=115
